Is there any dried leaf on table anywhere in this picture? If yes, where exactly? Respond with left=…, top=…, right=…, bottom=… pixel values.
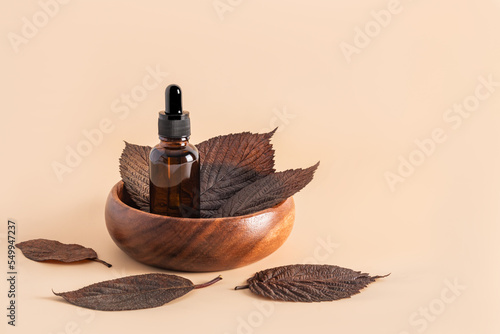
left=235, top=264, right=388, bottom=302
left=54, top=274, right=222, bottom=311
left=16, top=239, right=112, bottom=267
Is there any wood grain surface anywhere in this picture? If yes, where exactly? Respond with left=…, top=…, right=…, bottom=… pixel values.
left=105, top=181, right=295, bottom=272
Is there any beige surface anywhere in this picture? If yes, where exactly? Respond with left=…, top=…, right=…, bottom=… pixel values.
left=2, top=0, right=500, bottom=333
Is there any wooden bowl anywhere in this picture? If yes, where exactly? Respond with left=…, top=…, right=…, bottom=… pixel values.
left=105, top=181, right=295, bottom=272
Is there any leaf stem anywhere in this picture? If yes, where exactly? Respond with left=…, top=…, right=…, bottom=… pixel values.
left=90, top=258, right=113, bottom=268
left=234, top=284, right=250, bottom=290
left=374, top=273, right=391, bottom=279
left=193, top=275, right=223, bottom=289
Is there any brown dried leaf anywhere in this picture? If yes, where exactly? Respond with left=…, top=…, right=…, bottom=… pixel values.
left=119, top=141, right=151, bottom=211
left=54, top=274, right=222, bottom=311
left=235, top=264, right=389, bottom=302
left=118, top=130, right=277, bottom=217
left=197, top=129, right=276, bottom=217
left=216, top=162, right=319, bottom=217
left=16, top=239, right=112, bottom=267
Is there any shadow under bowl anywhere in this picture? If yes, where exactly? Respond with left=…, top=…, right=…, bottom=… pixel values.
left=105, top=181, right=295, bottom=272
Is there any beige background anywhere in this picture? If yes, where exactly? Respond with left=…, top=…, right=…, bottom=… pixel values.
left=2, top=0, right=500, bottom=333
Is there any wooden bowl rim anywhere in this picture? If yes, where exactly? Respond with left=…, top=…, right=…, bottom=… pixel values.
left=111, top=180, right=292, bottom=222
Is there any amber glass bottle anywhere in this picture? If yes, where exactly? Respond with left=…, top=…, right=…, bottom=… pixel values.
left=149, top=85, right=200, bottom=218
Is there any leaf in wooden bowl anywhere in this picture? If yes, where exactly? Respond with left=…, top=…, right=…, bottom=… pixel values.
left=119, top=129, right=277, bottom=217
left=197, top=129, right=276, bottom=217
left=216, top=162, right=319, bottom=217
left=119, top=142, right=151, bottom=211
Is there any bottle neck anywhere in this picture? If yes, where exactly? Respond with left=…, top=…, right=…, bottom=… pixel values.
left=158, top=136, right=190, bottom=146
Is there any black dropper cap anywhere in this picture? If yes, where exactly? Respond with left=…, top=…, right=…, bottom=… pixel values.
left=158, top=84, right=191, bottom=138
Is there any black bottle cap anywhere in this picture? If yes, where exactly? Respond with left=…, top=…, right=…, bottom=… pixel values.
left=158, top=84, right=191, bottom=138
